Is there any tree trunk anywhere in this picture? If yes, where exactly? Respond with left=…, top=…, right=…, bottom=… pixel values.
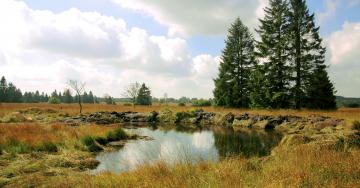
left=78, top=94, right=82, bottom=114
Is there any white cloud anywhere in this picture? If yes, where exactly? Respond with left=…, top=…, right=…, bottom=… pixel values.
left=0, top=0, right=221, bottom=98
left=328, top=22, right=360, bottom=65
left=318, top=0, right=340, bottom=24
left=111, top=0, right=267, bottom=36
left=327, top=22, right=360, bottom=97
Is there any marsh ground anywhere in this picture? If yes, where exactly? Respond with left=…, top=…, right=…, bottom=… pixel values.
left=0, top=103, right=359, bottom=187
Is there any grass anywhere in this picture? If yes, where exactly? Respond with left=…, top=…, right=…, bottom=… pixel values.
left=9, top=145, right=360, bottom=188
left=81, top=128, right=128, bottom=152
left=0, top=103, right=359, bottom=187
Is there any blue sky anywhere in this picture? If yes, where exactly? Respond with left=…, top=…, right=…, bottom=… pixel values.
left=1, top=0, right=360, bottom=98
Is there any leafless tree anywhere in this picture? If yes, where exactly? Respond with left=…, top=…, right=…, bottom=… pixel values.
left=122, top=82, right=141, bottom=106
left=68, top=80, right=86, bottom=114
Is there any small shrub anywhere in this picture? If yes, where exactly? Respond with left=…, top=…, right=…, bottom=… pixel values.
left=159, top=108, right=174, bottom=122
left=175, top=112, right=193, bottom=123
left=48, top=97, right=61, bottom=104
left=35, top=142, right=58, bottom=153
left=191, top=99, right=212, bottom=107
left=123, top=103, right=132, bottom=106
left=178, top=103, right=186, bottom=107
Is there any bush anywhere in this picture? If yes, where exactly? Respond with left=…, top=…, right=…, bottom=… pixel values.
left=48, top=97, right=61, bottom=104
left=178, top=103, right=186, bottom=106
left=123, top=103, right=132, bottom=106
left=35, top=142, right=58, bottom=153
left=192, top=99, right=212, bottom=107
left=175, top=112, right=193, bottom=123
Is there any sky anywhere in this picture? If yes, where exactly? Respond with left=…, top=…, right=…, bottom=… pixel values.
left=0, top=0, right=359, bottom=98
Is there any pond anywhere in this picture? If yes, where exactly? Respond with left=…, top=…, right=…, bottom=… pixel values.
left=92, top=126, right=283, bottom=174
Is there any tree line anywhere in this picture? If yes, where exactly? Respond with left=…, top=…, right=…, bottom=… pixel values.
left=0, top=76, right=99, bottom=104
left=214, top=0, right=336, bottom=110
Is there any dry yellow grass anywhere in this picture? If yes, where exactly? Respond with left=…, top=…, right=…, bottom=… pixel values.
left=0, top=123, right=118, bottom=147
left=12, top=145, right=360, bottom=188
left=1, top=103, right=359, bottom=120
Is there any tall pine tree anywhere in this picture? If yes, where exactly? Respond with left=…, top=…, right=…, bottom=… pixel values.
left=288, top=0, right=336, bottom=109
left=256, top=0, right=292, bottom=108
left=214, top=18, right=256, bottom=108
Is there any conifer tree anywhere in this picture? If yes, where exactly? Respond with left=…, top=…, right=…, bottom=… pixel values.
left=256, top=0, right=292, bottom=108
left=306, top=66, right=337, bottom=109
left=287, top=0, right=336, bottom=109
left=0, top=76, right=7, bottom=102
left=63, top=89, right=73, bottom=104
left=214, top=18, right=256, bottom=108
left=136, top=83, right=152, bottom=105
left=249, top=65, right=270, bottom=108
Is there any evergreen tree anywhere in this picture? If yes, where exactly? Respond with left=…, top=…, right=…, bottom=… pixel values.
left=34, top=91, right=40, bottom=103
left=136, top=83, right=152, bottom=105
left=214, top=18, right=256, bottom=108
left=63, top=89, right=73, bottom=104
left=249, top=65, right=270, bottom=108
left=88, top=91, right=95, bottom=104
left=306, top=64, right=337, bottom=109
left=256, top=0, right=292, bottom=108
left=83, top=92, right=89, bottom=103
left=105, top=96, right=115, bottom=105
left=288, top=0, right=323, bottom=109
left=0, top=76, right=7, bottom=102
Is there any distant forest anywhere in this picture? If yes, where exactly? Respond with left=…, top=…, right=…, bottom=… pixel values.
left=0, top=76, right=100, bottom=104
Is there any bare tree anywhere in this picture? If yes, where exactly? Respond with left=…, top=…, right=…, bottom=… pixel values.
left=68, top=80, right=86, bottom=114
left=122, top=82, right=141, bottom=106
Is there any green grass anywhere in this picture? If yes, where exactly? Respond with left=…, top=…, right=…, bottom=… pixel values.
left=81, top=136, right=103, bottom=152
left=106, top=128, right=128, bottom=142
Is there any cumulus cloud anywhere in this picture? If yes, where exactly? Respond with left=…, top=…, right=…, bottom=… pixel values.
left=111, top=0, right=268, bottom=36
left=327, top=22, right=360, bottom=97
left=0, top=0, right=221, bottom=98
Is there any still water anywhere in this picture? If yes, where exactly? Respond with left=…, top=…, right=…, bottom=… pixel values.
left=93, top=126, right=282, bottom=174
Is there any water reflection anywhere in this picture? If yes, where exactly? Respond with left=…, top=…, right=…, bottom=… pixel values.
left=214, top=127, right=283, bottom=158
left=93, top=128, right=218, bottom=173
left=93, top=126, right=282, bottom=173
